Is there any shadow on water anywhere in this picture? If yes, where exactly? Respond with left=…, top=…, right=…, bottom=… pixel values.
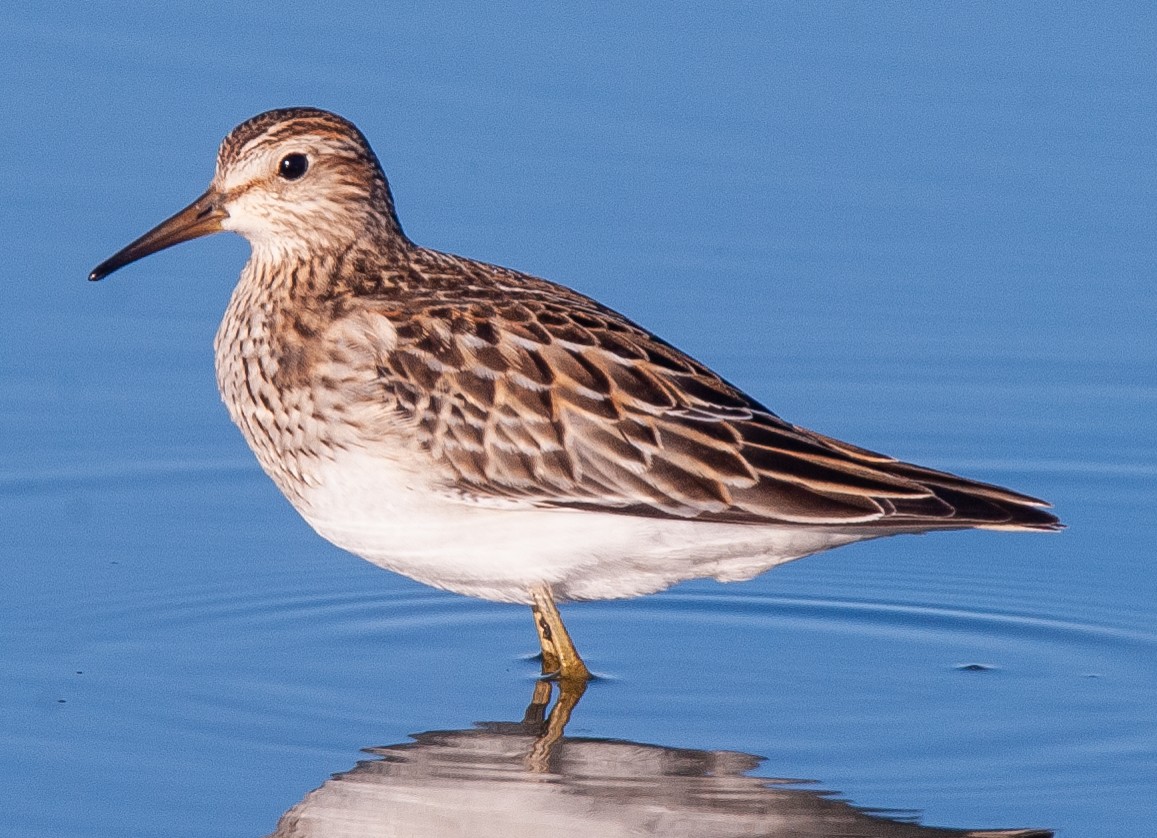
left=267, top=680, right=1052, bottom=838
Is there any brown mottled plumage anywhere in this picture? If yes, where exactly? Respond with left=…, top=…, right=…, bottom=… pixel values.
left=90, top=108, right=1060, bottom=682
left=292, top=244, right=1058, bottom=529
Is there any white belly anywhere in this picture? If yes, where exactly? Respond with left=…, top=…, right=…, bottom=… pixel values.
left=294, top=449, right=869, bottom=603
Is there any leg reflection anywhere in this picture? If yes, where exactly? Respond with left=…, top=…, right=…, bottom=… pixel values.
left=523, top=676, right=587, bottom=772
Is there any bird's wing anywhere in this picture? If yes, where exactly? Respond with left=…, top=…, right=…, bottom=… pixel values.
left=346, top=281, right=1058, bottom=531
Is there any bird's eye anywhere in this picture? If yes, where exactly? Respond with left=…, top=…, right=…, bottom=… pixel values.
left=278, top=153, right=309, bottom=180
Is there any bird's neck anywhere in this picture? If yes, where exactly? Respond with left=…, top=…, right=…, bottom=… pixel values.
left=241, top=229, right=412, bottom=304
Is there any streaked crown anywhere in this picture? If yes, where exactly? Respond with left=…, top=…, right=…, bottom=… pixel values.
left=214, top=107, right=405, bottom=250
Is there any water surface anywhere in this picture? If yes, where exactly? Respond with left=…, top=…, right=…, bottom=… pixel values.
left=3, top=4, right=1155, bottom=836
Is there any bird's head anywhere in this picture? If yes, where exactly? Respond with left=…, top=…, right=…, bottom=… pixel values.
left=90, top=107, right=405, bottom=281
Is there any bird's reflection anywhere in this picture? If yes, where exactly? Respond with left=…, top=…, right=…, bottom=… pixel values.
left=268, top=680, right=1051, bottom=838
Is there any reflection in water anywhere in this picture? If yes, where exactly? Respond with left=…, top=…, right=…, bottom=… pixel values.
left=268, top=681, right=1051, bottom=838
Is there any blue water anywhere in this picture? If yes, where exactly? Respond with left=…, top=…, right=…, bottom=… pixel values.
left=3, top=4, right=1155, bottom=836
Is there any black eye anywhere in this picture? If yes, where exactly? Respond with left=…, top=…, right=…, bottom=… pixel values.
left=278, top=153, right=309, bottom=180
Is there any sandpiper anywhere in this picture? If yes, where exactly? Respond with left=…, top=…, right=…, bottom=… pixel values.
left=90, top=108, right=1061, bottom=684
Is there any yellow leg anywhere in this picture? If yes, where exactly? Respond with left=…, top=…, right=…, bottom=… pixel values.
left=529, top=585, right=591, bottom=684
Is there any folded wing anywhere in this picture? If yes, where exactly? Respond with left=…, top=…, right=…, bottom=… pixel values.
left=354, top=271, right=1059, bottom=533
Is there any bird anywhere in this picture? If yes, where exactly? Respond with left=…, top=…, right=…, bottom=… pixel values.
left=90, top=107, right=1061, bottom=684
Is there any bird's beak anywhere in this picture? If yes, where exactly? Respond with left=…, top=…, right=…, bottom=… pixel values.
left=89, top=189, right=227, bottom=281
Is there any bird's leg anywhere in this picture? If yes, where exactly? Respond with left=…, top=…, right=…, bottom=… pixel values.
left=529, top=600, right=561, bottom=675
left=529, top=584, right=590, bottom=684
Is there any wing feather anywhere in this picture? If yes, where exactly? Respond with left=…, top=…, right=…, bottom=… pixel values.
left=342, top=263, right=1059, bottom=533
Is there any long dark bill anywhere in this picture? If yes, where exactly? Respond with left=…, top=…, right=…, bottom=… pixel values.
left=89, top=190, right=226, bottom=281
